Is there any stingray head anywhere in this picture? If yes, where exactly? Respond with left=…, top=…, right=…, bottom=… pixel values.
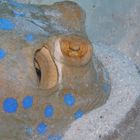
left=34, top=34, right=93, bottom=90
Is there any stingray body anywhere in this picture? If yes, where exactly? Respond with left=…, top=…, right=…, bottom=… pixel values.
left=0, top=1, right=110, bottom=139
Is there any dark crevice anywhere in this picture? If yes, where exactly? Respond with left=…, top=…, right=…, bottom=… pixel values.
left=35, top=67, right=41, bottom=81
left=34, top=58, right=41, bottom=82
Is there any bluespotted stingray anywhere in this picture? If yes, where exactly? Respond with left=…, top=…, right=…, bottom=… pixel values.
left=0, top=0, right=111, bottom=140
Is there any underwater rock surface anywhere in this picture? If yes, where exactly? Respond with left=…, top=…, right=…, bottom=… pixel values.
left=0, top=0, right=110, bottom=139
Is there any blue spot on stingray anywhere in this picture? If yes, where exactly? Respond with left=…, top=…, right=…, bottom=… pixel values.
left=37, top=122, right=48, bottom=135
left=44, top=105, right=54, bottom=118
left=22, top=96, right=33, bottom=109
left=48, top=135, right=62, bottom=140
left=12, top=10, right=25, bottom=17
left=24, top=34, right=34, bottom=42
left=3, top=98, right=18, bottom=113
left=74, top=109, right=84, bottom=120
left=64, top=93, right=75, bottom=107
left=102, top=83, right=111, bottom=94
left=0, top=48, right=6, bottom=60
left=0, top=18, right=15, bottom=30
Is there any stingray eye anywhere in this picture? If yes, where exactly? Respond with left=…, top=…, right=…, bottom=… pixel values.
left=60, top=36, right=87, bottom=58
left=59, top=35, right=93, bottom=66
